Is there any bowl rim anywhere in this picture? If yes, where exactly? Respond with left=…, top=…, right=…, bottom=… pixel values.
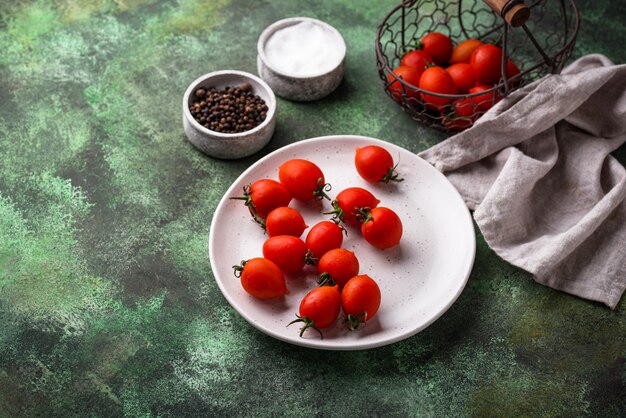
left=257, top=16, right=347, bottom=79
left=182, top=70, right=277, bottom=138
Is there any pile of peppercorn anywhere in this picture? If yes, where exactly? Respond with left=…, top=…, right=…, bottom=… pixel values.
left=189, top=83, right=268, bottom=134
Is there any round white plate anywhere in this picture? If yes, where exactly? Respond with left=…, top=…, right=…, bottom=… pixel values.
left=209, top=135, right=475, bottom=350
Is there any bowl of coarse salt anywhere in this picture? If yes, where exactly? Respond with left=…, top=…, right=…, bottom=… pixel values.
left=257, top=17, right=346, bottom=101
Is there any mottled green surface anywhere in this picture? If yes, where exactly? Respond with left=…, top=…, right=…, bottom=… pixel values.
left=0, top=0, right=625, bottom=416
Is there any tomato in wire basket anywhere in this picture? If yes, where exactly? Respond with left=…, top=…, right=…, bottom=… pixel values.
left=387, top=65, right=423, bottom=101
left=419, top=66, right=457, bottom=111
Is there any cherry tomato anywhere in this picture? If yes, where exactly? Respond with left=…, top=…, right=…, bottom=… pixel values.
left=326, top=187, right=380, bottom=227
left=419, top=66, right=457, bottom=111
left=317, top=248, right=360, bottom=288
left=305, top=221, right=344, bottom=259
left=342, top=275, right=381, bottom=331
left=358, top=207, right=403, bottom=249
left=400, top=49, right=433, bottom=71
left=450, top=84, right=498, bottom=126
left=289, top=285, right=341, bottom=338
left=470, top=44, right=503, bottom=84
left=420, top=32, right=453, bottom=65
left=265, top=206, right=307, bottom=238
left=449, top=39, right=483, bottom=64
left=446, top=63, right=476, bottom=94
left=231, top=179, right=291, bottom=219
left=453, top=97, right=478, bottom=118
left=262, top=235, right=312, bottom=275
left=232, top=258, right=288, bottom=299
left=469, top=84, right=499, bottom=113
left=278, top=159, right=330, bottom=201
left=354, top=145, right=403, bottom=185
left=387, top=65, right=423, bottom=101
left=506, top=59, right=521, bottom=86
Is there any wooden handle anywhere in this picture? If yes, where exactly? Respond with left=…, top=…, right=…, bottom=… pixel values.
left=484, top=0, right=530, bottom=27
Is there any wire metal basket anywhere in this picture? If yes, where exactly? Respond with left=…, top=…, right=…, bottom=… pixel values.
left=375, top=0, right=579, bottom=132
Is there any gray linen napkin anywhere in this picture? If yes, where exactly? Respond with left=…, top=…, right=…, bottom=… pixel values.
left=419, top=54, right=626, bottom=308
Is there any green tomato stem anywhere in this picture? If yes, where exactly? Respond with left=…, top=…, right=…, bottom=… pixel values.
left=323, top=200, right=345, bottom=225
left=304, top=250, right=318, bottom=266
left=229, top=184, right=262, bottom=220
left=232, top=259, right=248, bottom=278
left=288, top=315, right=323, bottom=339
left=317, top=272, right=337, bottom=287
left=313, top=178, right=332, bottom=201
left=345, top=311, right=367, bottom=331
left=355, top=207, right=373, bottom=224
left=381, top=162, right=404, bottom=184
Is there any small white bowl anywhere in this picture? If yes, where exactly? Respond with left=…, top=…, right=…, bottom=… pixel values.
left=182, top=70, right=277, bottom=159
left=257, top=17, right=346, bottom=101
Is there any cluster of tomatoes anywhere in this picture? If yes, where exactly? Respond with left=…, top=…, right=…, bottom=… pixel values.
left=387, top=31, right=521, bottom=130
left=231, top=145, right=404, bottom=338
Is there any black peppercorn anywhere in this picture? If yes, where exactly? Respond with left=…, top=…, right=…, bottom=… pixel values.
left=189, top=83, right=268, bottom=134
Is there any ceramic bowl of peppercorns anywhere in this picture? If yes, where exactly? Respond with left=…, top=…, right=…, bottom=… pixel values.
left=183, top=70, right=277, bottom=159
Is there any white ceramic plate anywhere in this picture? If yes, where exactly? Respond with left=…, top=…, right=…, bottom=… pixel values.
left=209, top=135, right=475, bottom=350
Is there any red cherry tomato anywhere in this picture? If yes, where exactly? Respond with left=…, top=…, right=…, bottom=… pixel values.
left=506, top=59, right=521, bottom=86
left=453, top=97, right=478, bottom=118
left=446, top=63, right=476, bottom=94
left=232, top=258, right=288, bottom=299
left=327, top=187, right=380, bottom=227
left=265, top=206, right=307, bottom=238
left=359, top=207, right=403, bottom=249
left=419, top=66, right=457, bottom=111
left=354, top=145, right=403, bottom=184
left=400, top=49, right=433, bottom=71
left=387, top=65, right=423, bottom=101
left=262, top=235, right=311, bottom=275
left=470, top=44, right=503, bottom=84
left=450, top=84, right=499, bottom=128
left=317, top=248, right=360, bottom=288
left=469, top=84, right=499, bottom=113
left=420, top=32, right=453, bottom=65
left=449, top=39, right=483, bottom=64
left=231, top=179, right=291, bottom=219
left=289, top=285, right=341, bottom=338
left=305, top=221, right=344, bottom=259
left=278, top=159, right=330, bottom=201
left=342, top=275, right=381, bottom=330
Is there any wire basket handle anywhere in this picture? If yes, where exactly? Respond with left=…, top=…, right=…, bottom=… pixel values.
left=484, top=0, right=530, bottom=26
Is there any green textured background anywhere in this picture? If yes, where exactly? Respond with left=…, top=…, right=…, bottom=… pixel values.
left=0, top=0, right=625, bottom=416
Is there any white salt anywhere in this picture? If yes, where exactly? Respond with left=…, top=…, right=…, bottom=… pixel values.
left=264, top=20, right=344, bottom=77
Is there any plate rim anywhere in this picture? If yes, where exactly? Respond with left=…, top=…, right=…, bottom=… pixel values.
left=208, top=134, right=476, bottom=350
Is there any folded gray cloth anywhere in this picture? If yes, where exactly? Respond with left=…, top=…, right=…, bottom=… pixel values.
left=419, top=54, right=626, bottom=309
